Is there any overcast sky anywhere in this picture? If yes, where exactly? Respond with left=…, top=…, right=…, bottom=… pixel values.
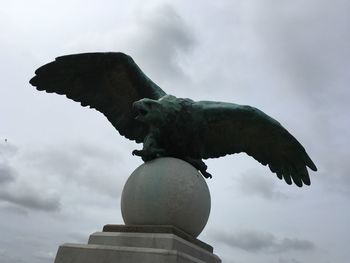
left=1, top=1, right=349, bottom=262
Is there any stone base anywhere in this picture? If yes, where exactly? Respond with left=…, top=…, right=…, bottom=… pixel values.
left=54, top=225, right=221, bottom=263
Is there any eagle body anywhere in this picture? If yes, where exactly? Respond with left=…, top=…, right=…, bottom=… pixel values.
left=132, top=96, right=205, bottom=171
left=30, top=52, right=317, bottom=186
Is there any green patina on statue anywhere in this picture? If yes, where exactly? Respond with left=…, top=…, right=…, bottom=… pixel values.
left=30, top=52, right=317, bottom=186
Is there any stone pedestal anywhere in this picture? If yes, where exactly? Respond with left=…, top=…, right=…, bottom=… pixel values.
left=54, top=225, right=221, bottom=263
left=54, top=158, right=220, bottom=262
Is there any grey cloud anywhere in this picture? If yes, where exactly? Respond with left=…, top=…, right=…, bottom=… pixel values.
left=60, top=4, right=196, bottom=90
left=131, top=4, right=196, bottom=82
left=0, top=143, right=61, bottom=212
left=0, top=204, right=28, bottom=215
left=24, top=142, right=127, bottom=198
left=255, top=0, right=350, bottom=97
left=0, top=142, right=18, bottom=157
left=237, top=169, right=288, bottom=200
left=278, top=258, right=302, bottom=263
left=0, top=251, right=25, bottom=263
left=0, top=188, right=60, bottom=212
left=0, top=224, right=58, bottom=263
left=278, top=238, right=314, bottom=252
left=212, top=230, right=314, bottom=253
left=24, top=145, right=84, bottom=178
left=220, top=258, right=240, bottom=263
left=67, top=231, right=89, bottom=243
left=33, top=251, right=55, bottom=261
left=75, top=142, right=121, bottom=162
left=0, top=163, right=16, bottom=184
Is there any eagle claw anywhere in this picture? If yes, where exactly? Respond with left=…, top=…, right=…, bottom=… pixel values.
left=132, top=148, right=166, bottom=162
left=132, top=150, right=143, bottom=156
left=200, top=170, right=213, bottom=179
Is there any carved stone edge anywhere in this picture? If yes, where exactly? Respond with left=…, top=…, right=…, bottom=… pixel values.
left=103, top=224, right=213, bottom=253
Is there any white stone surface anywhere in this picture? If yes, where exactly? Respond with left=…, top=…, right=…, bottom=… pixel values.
left=54, top=231, right=221, bottom=263
left=121, top=158, right=211, bottom=237
left=55, top=244, right=204, bottom=263
left=88, top=232, right=219, bottom=262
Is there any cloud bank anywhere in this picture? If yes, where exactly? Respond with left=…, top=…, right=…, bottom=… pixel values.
left=213, top=229, right=315, bottom=253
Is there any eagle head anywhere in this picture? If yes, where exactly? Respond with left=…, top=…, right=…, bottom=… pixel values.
left=133, top=95, right=183, bottom=126
left=133, top=98, right=164, bottom=124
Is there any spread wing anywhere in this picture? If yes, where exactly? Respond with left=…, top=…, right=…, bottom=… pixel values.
left=197, top=101, right=317, bottom=187
left=29, top=52, right=166, bottom=143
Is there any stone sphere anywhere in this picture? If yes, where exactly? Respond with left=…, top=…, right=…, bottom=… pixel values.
left=121, top=157, right=211, bottom=237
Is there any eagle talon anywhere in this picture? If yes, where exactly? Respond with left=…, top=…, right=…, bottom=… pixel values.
left=182, top=157, right=212, bottom=179
left=132, top=148, right=164, bottom=162
left=132, top=150, right=143, bottom=156
left=200, top=170, right=213, bottom=179
left=143, top=149, right=165, bottom=161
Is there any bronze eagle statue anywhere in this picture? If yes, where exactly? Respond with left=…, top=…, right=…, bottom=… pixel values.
left=30, top=52, right=317, bottom=187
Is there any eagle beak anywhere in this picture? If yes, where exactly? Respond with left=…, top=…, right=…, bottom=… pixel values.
left=132, top=101, right=139, bottom=111
left=133, top=101, right=148, bottom=121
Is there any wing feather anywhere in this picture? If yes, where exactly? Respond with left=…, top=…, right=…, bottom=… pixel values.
left=30, top=52, right=166, bottom=142
left=196, top=101, right=317, bottom=187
